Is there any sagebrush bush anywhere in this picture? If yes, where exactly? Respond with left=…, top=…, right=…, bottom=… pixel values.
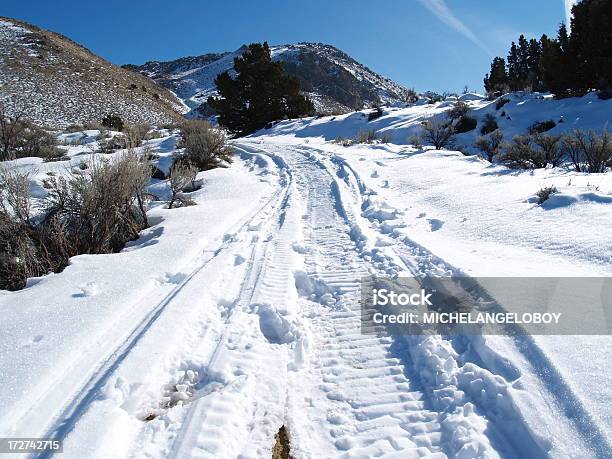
left=495, top=97, right=510, bottom=110
left=528, top=120, right=556, bottom=134
left=480, top=114, right=499, bottom=135
left=124, top=123, right=150, bottom=149
left=367, top=107, right=384, bottom=122
left=101, top=114, right=124, bottom=132
left=0, top=151, right=152, bottom=290
left=44, top=151, right=151, bottom=254
left=474, top=130, right=503, bottom=162
left=177, top=120, right=234, bottom=170
left=420, top=118, right=455, bottom=149
left=536, top=186, right=558, bottom=204
left=168, top=162, right=198, bottom=209
left=562, top=129, right=612, bottom=173
left=0, top=104, right=63, bottom=161
left=454, top=115, right=477, bottom=133
left=356, top=130, right=378, bottom=144
left=501, top=133, right=563, bottom=169
left=448, top=101, right=470, bottom=120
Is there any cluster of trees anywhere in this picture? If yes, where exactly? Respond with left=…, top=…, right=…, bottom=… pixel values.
left=208, top=42, right=315, bottom=136
left=484, top=0, right=611, bottom=97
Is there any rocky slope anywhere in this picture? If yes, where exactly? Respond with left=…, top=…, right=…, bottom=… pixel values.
left=127, top=43, right=415, bottom=115
left=0, top=17, right=185, bottom=128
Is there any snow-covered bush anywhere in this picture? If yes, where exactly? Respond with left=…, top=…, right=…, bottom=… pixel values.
left=177, top=120, right=233, bottom=171
left=420, top=118, right=455, bottom=150
left=536, top=186, right=558, bottom=204
left=474, top=130, right=503, bottom=162
left=562, top=129, right=612, bottom=173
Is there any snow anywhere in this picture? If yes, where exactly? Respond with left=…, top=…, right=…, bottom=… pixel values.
left=0, top=91, right=611, bottom=458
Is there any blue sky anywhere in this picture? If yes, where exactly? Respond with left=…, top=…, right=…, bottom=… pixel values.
left=2, top=0, right=569, bottom=93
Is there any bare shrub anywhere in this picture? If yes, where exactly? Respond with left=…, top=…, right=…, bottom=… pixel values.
left=124, top=123, right=150, bottom=148
left=531, top=133, right=563, bottom=167
left=409, top=135, right=423, bottom=149
left=379, top=132, right=391, bottom=143
left=168, top=162, right=198, bottom=209
left=177, top=120, right=234, bottom=171
left=420, top=118, right=455, bottom=150
left=0, top=103, right=63, bottom=161
left=501, top=135, right=543, bottom=169
left=474, top=130, right=503, bottom=162
left=562, top=130, right=612, bottom=173
left=98, top=135, right=127, bottom=154
left=356, top=130, right=378, bottom=144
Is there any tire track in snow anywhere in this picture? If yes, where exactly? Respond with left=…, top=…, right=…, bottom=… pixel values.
left=146, top=145, right=304, bottom=459
left=318, top=144, right=610, bottom=458
left=270, top=146, right=451, bottom=458
left=33, top=152, right=291, bottom=459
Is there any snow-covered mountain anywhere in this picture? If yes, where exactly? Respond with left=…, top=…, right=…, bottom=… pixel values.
left=126, top=43, right=415, bottom=115
left=0, top=17, right=185, bottom=128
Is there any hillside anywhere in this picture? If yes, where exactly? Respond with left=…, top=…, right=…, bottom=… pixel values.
left=126, top=43, right=415, bottom=116
left=0, top=17, right=185, bottom=128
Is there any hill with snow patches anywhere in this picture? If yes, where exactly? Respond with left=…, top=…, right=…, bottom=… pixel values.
left=0, top=17, right=185, bottom=128
left=126, top=43, right=415, bottom=116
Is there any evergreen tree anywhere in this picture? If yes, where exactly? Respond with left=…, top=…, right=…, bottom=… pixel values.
left=484, top=57, right=509, bottom=96
left=527, top=38, right=543, bottom=91
left=208, top=42, right=315, bottom=136
left=570, top=0, right=612, bottom=91
left=516, top=35, right=531, bottom=89
left=507, top=42, right=521, bottom=91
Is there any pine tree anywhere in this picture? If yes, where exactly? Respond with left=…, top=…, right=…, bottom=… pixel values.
left=570, top=0, right=612, bottom=91
left=208, top=42, right=315, bottom=136
left=516, top=35, right=531, bottom=89
left=507, top=42, right=521, bottom=91
left=526, top=38, right=543, bottom=91
left=484, top=57, right=509, bottom=96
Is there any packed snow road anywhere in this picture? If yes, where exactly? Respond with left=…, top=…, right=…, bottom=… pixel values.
left=0, top=138, right=609, bottom=458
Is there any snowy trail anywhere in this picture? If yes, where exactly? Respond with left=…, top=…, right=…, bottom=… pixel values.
left=20, top=139, right=607, bottom=459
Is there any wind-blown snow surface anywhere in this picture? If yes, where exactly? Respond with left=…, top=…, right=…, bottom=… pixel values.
left=0, top=92, right=611, bottom=458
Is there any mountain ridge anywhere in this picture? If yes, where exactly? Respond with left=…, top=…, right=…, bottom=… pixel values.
left=126, top=42, right=416, bottom=116
left=0, top=16, right=185, bottom=128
